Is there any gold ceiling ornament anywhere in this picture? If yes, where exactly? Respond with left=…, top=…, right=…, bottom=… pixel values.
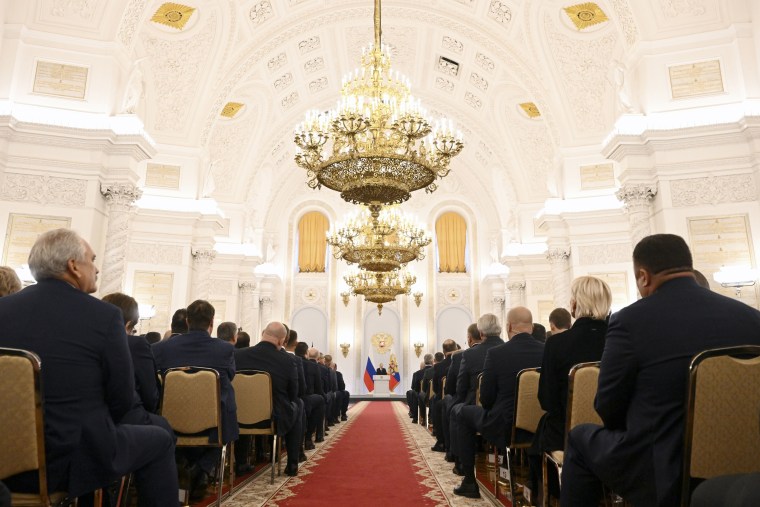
left=327, top=205, right=431, bottom=272
left=221, top=102, right=244, bottom=118
left=151, top=3, right=196, bottom=31
left=563, top=3, right=609, bottom=31
left=344, top=269, right=416, bottom=315
left=519, top=102, right=541, bottom=118
left=293, top=0, right=464, bottom=207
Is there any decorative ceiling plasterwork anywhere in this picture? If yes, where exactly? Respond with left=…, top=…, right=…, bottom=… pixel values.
left=607, top=0, right=639, bottom=47
left=249, top=1, right=274, bottom=26
left=117, top=0, right=150, bottom=48
left=208, top=104, right=259, bottom=198
left=345, top=25, right=418, bottom=73
left=662, top=0, right=707, bottom=18
left=142, top=12, right=217, bottom=133
left=670, top=174, right=756, bottom=207
left=50, top=0, right=97, bottom=19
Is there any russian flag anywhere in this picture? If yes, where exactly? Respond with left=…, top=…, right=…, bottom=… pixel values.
left=389, top=371, right=400, bottom=392
left=363, top=357, right=376, bottom=392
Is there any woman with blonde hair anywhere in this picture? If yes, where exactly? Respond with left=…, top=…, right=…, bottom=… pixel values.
left=529, top=275, right=612, bottom=496
left=0, top=266, right=22, bottom=297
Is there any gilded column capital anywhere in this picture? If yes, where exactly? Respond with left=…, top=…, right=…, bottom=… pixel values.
left=615, top=184, right=657, bottom=210
left=100, top=182, right=142, bottom=208
left=546, top=248, right=570, bottom=264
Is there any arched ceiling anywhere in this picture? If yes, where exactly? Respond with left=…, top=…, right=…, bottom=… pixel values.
left=7, top=0, right=747, bottom=222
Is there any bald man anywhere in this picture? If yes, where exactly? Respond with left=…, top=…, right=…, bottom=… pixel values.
left=453, top=308, right=544, bottom=498
left=234, top=322, right=303, bottom=476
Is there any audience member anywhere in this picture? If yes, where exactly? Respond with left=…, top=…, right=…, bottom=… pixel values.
left=693, top=268, right=710, bottom=289
left=235, top=331, right=251, bottom=348
left=430, top=339, right=457, bottom=452
left=152, top=299, right=238, bottom=500
left=0, top=229, right=177, bottom=505
left=323, top=355, right=340, bottom=424
left=406, top=361, right=426, bottom=423
left=280, top=325, right=308, bottom=463
left=531, top=323, right=547, bottom=343
left=548, top=307, right=572, bottom=336
left=561, top=234, right=760, bottom=506
left=529, top=276, right=612, bottom=497
left=235, top=322, right=302, bottom=476
left=217, top=321, right=238, bottom=345
left=417, top=353, right=435, bottom=424
left=442, top=324, right=479, bottom=462
left=168, top=307, right=188, bottom=337
left=144, top=331, right=162, bottom=345
left=304, top=346, right=327, bottom=441
left=0, top=266, right=21, bottom=296
left=333, top=362, right=350, bottom=421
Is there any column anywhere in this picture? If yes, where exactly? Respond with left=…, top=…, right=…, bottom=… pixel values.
left=616, top=184, right=657, bottom=247
left=191, top=248, right=216, bottom=300
left=546, top=248, right=571, bottom=309
left=238, top=281, right=260, bottom=335
left=99, top=183, right=142, bottom=296
left=507, top=280, right=526, bottom=310
left=259, top=296, right=273, bottom=327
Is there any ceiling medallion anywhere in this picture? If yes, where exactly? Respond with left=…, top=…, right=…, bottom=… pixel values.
left=293, top=0, right=464, bottom=207
left=563, top=3, right=608, bottom=31
left=221, top=102, right=244, bottom=118
left=151, top=3, right=196, bottom=31
left=328, top=205, right=431, bottom=272
left=345, top=269, right=416, bottom=315
left=519, top=102, right=541, bottom=118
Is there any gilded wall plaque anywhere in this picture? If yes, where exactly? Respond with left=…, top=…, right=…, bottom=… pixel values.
left=580, top=163, right=615, bottom=190
left=519, top=102, right=541, bottom=118
left=3, top=214, right=71, bottom=268
left=669, top=60, right=724, bottom=99
left=33, top=61, right=88, bottom=100
left=145, top=163, right=181, bottom=189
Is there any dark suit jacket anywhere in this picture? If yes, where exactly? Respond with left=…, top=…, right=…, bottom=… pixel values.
left=284, top=350, right=306, bottom=398
left=578, top=277, right=760, bottom=506
left=420, top=365, right=434, bottom=395
left=0, top=279, right=135, bottom=495
left=127, top=333, right=160, bottom=413
left=302, top=358, right=324, bottom=396
left=457, top=336, right=503, bottom=405
left=480, top=333, right=544, bottom=448
left=432, top=355, right=452, bottom=399
left=410, top=368, right=425, bottom=393
left=152, top=330, right=238, bottom=443
left=375, top=368, right=388, bottom=375
left=235, top=341, right=298, bottom=435
left=318, top=362, right=331, bottom=394
left=336, top=371, right=346, bottom=391
left=537, top=317, right=606, bottom=451
left=328, top=367, right=338, bottom=391
left=444, top=351, right=464, bottom=397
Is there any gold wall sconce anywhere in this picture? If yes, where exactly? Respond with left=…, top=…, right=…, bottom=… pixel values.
left=340, top=343, right=350, bottom=358
left=413, top=342, right=424, bottom=358
left=413, top=291, right=423, bottom=307
left=340, top=291, right=350, bottom=307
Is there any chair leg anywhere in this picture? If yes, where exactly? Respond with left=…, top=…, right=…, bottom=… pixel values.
left=115, top=474, right=131, bottom=507
left=229, top=441, right=236, bottom=493
left=270, top=435, right=276, bottom=485
left=215, top=444, right=227, bottom=507
left=506, top=447, right=517, bottom=504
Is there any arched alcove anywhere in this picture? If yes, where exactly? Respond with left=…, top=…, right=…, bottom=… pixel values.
left=436, top=306, right=473, bottom=351
left=291, top=306, right=328, bottom=353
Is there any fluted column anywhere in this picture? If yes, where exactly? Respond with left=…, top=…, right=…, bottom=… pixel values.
left=99, top=183, right=142, bottom=295
left=616, top=184, right=657, bottom=247
left=259, top=296, right=273, bottom=327
left=238, top=281, right=260, bottom=335
left=191, top=249, right=216, bottom=300
left=507, top=281, right=526, bottom=310
left=547, top=248, right=571, bottom=309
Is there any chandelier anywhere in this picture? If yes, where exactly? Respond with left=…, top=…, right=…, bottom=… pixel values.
left=345, top=269, right=416, bottom=315
left=293, top=0, right=464, bottom=207
left=327, top=205, right=431, bottom=272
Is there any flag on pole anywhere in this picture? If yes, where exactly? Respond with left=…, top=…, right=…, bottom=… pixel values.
left=389, top=371, right=400, bottom=391
left=363, top=357, right=376, bottom=392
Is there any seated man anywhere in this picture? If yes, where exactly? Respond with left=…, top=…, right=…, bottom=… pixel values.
left=333, top=362, right=350, bottom=421
left=431, top=339, right=457, bottom=452
left=295, top=342, right=325, bottom=445
left=561, top=234, right=760, bottom=506
left=152, top=299, right=238, bottom=500
left=0, top=229, right=177, bottom=506
left=323, top=355, right=340, bottom=424
left=406, top=361, right=426, bottom=422
left=235, top=322, right=302, bottom=476
left=417, top=353, right=438, bottom=425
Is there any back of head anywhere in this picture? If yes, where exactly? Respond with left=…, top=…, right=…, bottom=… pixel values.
left=28, top=228, right=85, bottom=282
left=633, top=234, right=693, bottom=274
left=324, top=354, right=333, bottom=367
left=434, top=351, right=445, bottom=363
left=286, top=328, right=298, bottom=348
left=478, top=313, right=502, bottom=336
left=102, top=292, right=139, bottom=330
left=171, top=308, right=188, bottom=334
left=571, top=276, right=613, bottom=320
left=532, top=323, right=546, bottom=342
left=186, top=300, right=215, bottom=331
left=442, top=338, right=457, bottom=354
left=0, top=266, right=22, bottom=297
left=145, top=331, right=162, bottom=345
left=307, top=347, right=319, bottom=359
left=423, top=353, right=433, bottom=365
left=693, top=269, right=710, bottom=289
left=466, top=323, right=481, bottom=344
left=549, top=307, right=572, bottom=330
left=262, top=321, right=287, bottom=345
left=507, top=306, right=533, bottom=335
left=217, top=321, right=237, bottom=342
left=295, top=342, right=309, bottom=357
left=235, top=331, right=251, bottom=348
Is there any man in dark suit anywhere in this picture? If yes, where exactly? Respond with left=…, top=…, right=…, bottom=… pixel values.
left=152, top=299, right=238, bottom=499
left=418, top=353, right=439, bottom=425
left=234, top=322, right=302, bottom=476
left=450, top=315, right=504, bottom=476
left=561, top=234, right=760, bottom=507
left=375, top=364, right=388, bottom=375
left=304, top=347, right=327, bottom=441
left=295, top=342, right=325, bottom=445
left=406, top=361, right=425, bottom=422
left=334, top=364, right=350, bottom=420
left=442, top=327, right=476, bottom=461
left=324, top=355, right=340, bottom=424
left=280, top=324, right=307, bottom=462
left=0, top=229, right=177, bottom=505
left=454, top=308, right=544, bottom=498
left=431, top=339, right=457, bottom=452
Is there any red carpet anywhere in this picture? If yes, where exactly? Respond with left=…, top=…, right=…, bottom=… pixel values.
left=274, top=401, right=442, bottom=506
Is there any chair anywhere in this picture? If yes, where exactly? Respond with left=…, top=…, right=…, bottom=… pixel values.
left=0, top=347, right=74, bottom=507
left=229, top=370, right=280, bottom=488
left=160, top=367, right=227, bottom=507
left=680, top=345, right=760, bottom=507
left=542, top=362, right=602, bottom=507
left=503, top=367, right=545, bottom=505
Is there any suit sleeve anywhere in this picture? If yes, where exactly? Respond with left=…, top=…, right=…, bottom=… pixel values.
left=131, top=335, right=161, bottom=413
left=337, top=372, right=346, bottom=391
left=595, top=313, right=637, bottom=430
left=538, top=338, right=561, bottom=416
left=456, top=355, right=469, bottom=403
left=287, top=361, right=298, bottom=401
left=480, top=349, right=497, bottom=410
left=226, top=344, right=236, bottom=383
left=296, top=359, right=306, bottom=397
left=103, top=311, right=136, bottom=422
left=314, top=367, right=325, bottom=396
left=445, top=358, right=459, bottom=396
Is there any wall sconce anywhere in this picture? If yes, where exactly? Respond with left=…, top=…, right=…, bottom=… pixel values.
left=413, top=342, right=424, bottom=358
left=713, top=266, right=759, bottom=297
left=340, top=343, right=350, bottom=358
left=341, top=291, right=350, bottom=307
left=413, top=291, right=423, bottom=307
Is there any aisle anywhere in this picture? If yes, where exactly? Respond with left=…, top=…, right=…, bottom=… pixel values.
left=225, top=401, right=498, bottom=506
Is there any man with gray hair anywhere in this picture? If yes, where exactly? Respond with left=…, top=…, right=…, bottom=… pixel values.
left=0, top=229, right=177, bottom=505
left=417, top=353, right=436, bottom=425
left=216, top=321, right=238, bottom=344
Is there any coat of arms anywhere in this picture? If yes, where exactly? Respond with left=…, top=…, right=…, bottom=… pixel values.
left=371, top=332, right=393, bottom=354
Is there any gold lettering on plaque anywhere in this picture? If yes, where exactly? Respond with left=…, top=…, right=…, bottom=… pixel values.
left=33, top=61, right=88, bottom=100
left=669, top=60, right=724, bottom=99
left=3, top=214, right=71, bottom=267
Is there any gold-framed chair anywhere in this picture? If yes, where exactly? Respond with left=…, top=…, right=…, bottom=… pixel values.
left=160, top=367, right=227, bottom=507
left=229, top=370, right=280, bottom=489
left=542, top=361, right=602, bottom=507
left=680, top=345, right=760, bottom=507
left=0, top=347, right=74, bottom=507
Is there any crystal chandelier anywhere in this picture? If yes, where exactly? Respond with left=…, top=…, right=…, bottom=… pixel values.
left=327, top=205, right=431, bottom=272
left=293, top=0, right=464, bottom=207
left=344, top=269, right=416, bottom=315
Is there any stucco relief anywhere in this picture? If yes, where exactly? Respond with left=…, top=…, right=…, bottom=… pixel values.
left=661, top=0, right=707, bottom=18
left=437, top=282, right=471, bottom=311
left=509, top=111, right=553, bottom=186
left=345, top=25, right=417, bottom=72
left=530, top=279, right=552, bottom=295
left=488, top=1, right=513, bottom=26
left=208, top=103, right=259, bottom=196
left=126, top=242, right=184, bottom=265
left=249, top=1, right=274, bottom=26
left=608, top=0, right=640, bottom=47
left=51, top=0, right=97, bottom=18
left=210, top=279, right=234, bottom=296
left=117, top=0, right=148, bottom=48
left=577, top=243, right=631, bottom=265
left=671, top=174, right=756, bottom=207
left=0, top=173, right=87, bottom=207
left=142, top=12, right=217, bottom=132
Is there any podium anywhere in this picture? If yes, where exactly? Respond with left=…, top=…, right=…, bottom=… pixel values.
left=373, top=375, right=389, bottom=395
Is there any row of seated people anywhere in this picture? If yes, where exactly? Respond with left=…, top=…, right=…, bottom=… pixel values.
left=407, top=233, right=760, bottom=506
left=0, top=228, right=350, bottom=506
